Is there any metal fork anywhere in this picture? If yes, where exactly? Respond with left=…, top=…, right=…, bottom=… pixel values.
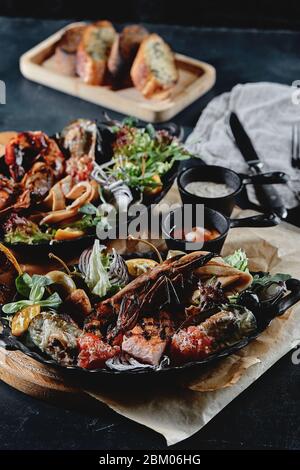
left=292, top=123, right=300, bottom=169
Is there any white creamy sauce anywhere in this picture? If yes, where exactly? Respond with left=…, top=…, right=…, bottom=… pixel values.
left=185, top=181, right=233, bottom=198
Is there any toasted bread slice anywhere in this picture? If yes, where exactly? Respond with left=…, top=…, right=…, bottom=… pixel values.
left=108, top=24, right=149, bottom=88
left=76, top=21, right=116, bottom=85
left=57, top=26, right=86, bottom=54
left=130, top=33, right=178, bottom=99
left=54, top=25, right=85, bottom=76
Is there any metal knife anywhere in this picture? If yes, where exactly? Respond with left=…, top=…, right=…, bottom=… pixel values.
left=229, top=112, right=287, bottom=219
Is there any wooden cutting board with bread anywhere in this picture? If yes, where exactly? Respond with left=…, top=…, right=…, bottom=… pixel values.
left=20, top=22, right=216, bottom=122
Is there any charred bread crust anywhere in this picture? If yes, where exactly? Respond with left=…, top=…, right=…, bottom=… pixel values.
left=108, top=25, right=149, bottom=88
left=130, top=33, right=178, bottom=99
left=54, top=26, right=86, bottom=76
left=76, top=21, right=116, bottom=85
left=57, top=26, right=86, bottom=54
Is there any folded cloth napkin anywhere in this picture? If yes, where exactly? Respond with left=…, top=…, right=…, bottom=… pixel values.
left=185, top=82, right=300, bottom=209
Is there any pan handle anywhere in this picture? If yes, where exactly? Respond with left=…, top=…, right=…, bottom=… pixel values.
left=229, top=212, right=280, bottom=229
left=272, top=278, right=300, bottom=317
left=0, top=335, right=16, bottom=350
left=241, top=171, right=289, bottom=185
left=0, top=322, right=19, bottom=351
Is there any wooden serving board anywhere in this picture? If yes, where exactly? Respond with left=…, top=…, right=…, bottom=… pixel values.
left=0, top=340, right=85, bottom=404
left=19, top=22, right=216, bottom=123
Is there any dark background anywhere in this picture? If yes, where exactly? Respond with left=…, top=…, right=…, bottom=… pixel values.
left=1, top=0, right=300, bottom=30
left=1, top=2, right=300, bottom=452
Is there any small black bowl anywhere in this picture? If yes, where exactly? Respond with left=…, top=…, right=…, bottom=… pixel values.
left=177, top=165, right=288, bottom=217
left=162, top=206, right=280, bottom=254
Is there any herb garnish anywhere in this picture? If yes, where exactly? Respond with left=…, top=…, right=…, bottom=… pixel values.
left=2, top=273, right=62, bottom=315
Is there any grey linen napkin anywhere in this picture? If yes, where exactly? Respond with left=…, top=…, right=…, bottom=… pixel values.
left=185, top=82, right=300, bottom=209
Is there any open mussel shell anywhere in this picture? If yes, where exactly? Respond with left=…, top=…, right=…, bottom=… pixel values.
left=237, top=291, right=260, bottom=312
left=256, top=281, right=287, bottom=304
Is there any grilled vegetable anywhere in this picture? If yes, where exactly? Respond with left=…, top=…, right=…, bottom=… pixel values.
left=11, top=304, right=41, bottom=336
left=63, top=289, right=92, bottom=324
left=126, top=258, right=158, bottom=278
left=54, top=228, right=85, bottom=240
left=46, top=271, right=77, bottom=299
left=28, top=312, right=82, bottom=366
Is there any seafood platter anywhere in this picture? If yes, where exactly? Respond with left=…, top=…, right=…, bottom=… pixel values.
left=0, top=116, right=299, bottom=391
left=0, top=116, right=186, bottom=257
left=0, top=240, right=300, bottom=383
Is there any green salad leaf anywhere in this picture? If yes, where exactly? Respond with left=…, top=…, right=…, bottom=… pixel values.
left=107, top=123, right=190, bottom=191
left=15, top=273, right=33, bottom=297
left=122, top=116, right=139, bottom=128
left=66, top=203, right=109, bottom=232
left=29, top=275, right=54, bottom=302
left=252, top=273, right=291, bottom=288
left=2, top=300, right=36, bottom=315
left=224, top=249, right=249, bottom=272
left=4, top=228, right=53, bottom=245
left=2, top=273, right=62, bottom=315
left=84, top=240, right=112, bottom=297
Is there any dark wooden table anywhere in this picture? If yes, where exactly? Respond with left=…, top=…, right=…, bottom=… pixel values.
left=1, top=17, right=300, bottom=450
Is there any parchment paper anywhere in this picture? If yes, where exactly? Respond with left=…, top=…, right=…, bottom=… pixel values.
left=85, top=210, right=300, bottom=446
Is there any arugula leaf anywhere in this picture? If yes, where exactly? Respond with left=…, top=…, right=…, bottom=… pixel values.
left=107, top=123, right=190, bottom=191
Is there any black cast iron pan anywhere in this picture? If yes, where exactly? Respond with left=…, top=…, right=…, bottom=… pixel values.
left=0, top=267, right=299, bottom=386
left=177, top=165, right=288, bottom=217
left=162, top=206, right=280, bottom=254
